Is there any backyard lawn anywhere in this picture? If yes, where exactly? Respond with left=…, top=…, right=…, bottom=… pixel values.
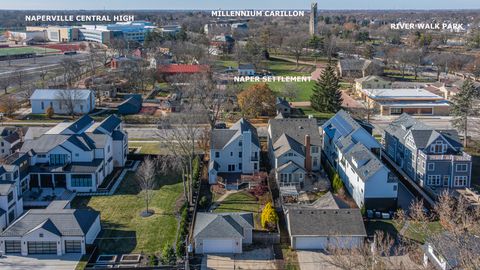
left=213, top=191, right=264, bottom=229
left=71, top=171, right=183, bottom=254
left=365, top=219, right=443, bottom=244
left=297, top=106, right=334, bottom=120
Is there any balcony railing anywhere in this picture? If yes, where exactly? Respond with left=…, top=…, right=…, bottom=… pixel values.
left=420, top=151, right=471, bottom=162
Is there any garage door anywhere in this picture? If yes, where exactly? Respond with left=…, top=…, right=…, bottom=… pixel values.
left=295, top=237, right=328, bottom=250
left=27, top=241, right=57, bottom=254
left=202, top=239, right=235, bottom=253
left=65, top=240, right=82, bottom=253
left=5, top=240, right=21, bottom=253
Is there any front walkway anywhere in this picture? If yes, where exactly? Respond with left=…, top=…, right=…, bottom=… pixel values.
left=208, top=190, right=240, bottom=211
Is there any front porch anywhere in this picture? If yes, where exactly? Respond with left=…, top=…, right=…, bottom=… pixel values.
left=217, top=172, right=267, bottom=191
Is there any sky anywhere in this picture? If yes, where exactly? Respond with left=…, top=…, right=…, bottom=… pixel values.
left=1, top=0, right=480, bottom=10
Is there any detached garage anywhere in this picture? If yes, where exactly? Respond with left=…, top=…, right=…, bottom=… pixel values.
left=285, top=208, right=366, bottom=250
left=0, top=205, right=100, bottom=256
left=193, top=212, right=253, bottom=254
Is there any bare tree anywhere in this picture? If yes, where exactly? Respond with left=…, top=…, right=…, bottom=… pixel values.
left=136, top=157, right=157, bottom=216
left=0, top=95, right=19, bottom=117
left=284, top=33, right=308, bottom=67
left=278, top=82, right=299, bottom=101
left=56, top=90, right=83, bottom=116
left=0, top=75, right=12, bottom=94
left=60, top=58, right=81, bottom=87
left=156, top=111, right=204, bottom=205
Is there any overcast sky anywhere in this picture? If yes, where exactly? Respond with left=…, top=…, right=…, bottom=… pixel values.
left=1, top=0, right=480, bottom=10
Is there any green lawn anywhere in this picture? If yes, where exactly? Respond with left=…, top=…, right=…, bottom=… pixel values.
left=213, top=191, right=263, bottom=229
left=297, top=106, right=334, bottom=120
left=267, top=58, right=315, bottom=76
left=71, top=171, right=183, bottom=254
left=129, top=142, right=205, bottom=155
left=366, top=219, right=443, bottom=244
left=0, top=46, right=59, bottom=56
left=404, top=221, right=443, bottom=244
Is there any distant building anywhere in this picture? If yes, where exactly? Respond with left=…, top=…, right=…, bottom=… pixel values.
left=204, top=20, right=248, bottom=35
left=309, top=2, right=318, bottom=36
left=337, top=59, right=384, bottom=78
left=237, top=63, right=255, bottom=76
left=358, top=88, right=450, bottom=116
left=275, top=97, right=292, bottom=116
left=159, top=25, right=182, bottom=36
left=6, top=31, right=46, bottom=42
left=26, top=26, right=79, bottom=42
left=79, top=21, right=156, bottom=44
left=354, top=75, right=392, bottom=92
left=384, top=114, right=472, bottom=191
left=210, top=34, right=235, bottom=54
left=30, top=89, right=95, bottom=115
left=118, top=94, right=142, bottom=115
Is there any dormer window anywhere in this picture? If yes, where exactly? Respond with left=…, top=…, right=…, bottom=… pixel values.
left=430, top=141, right=445, bottom=154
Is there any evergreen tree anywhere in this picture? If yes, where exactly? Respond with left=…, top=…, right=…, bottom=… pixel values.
left=450, top=79, right=480, bottom=147
left=310, top=64, right=343, bottom=113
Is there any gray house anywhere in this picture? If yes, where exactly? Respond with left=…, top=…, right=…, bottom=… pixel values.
left=193, top=212, right=253, bottom=254
left=275, top=97, right=292, bottom=116
left=384, top=113, right=472, bottom=191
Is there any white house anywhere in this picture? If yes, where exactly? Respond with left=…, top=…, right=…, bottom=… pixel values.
left=268, top=118, right=322, bottom=187
left=19, top=115, right=128, bottom=193
left=238, top=63, right=255, bottom=76
left=30, top=89, right=96, bottom=115
left=0, top=204, right=100, bottom=255
left=208, top=118, right=260, bottom=187
left=193, top=212, right=253, bottom=254
left=322, top=110, right=398, bottom=210
left=0, top=165, right=24, bottom=231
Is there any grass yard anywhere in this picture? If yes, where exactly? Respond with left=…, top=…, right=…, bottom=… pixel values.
left=71, top=171, right=183, bottom=254
left=129, top=142, right=205, bottom=155
left=267, top=58, right=315, bottom=76
left=403, top=221, right=443, bottom=244
left=213, top=191, right=264, bottom=229
left=296, top=106, right=334, bottom=120
left=0, top=46, right=59, bottom=56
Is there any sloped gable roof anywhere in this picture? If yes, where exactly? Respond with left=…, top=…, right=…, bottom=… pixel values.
left=273, top=133, right=305, bottom=157
left=194, top=212, right=253, bottom=239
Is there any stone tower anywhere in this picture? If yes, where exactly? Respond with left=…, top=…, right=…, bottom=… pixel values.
left=309, top=2, right=318, bottom=36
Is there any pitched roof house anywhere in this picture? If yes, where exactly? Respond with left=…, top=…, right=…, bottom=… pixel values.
left=0, top=204, right=100, bottom=255
left=337, top=59, right=384, bottom=78
left=322, top=110, right=398, bottom=210
left=209, top=118, right=260, bottom=188
left=19, top=115, right=128, bottom=193
left=384, top=113, right=471, bottom=191
left=268, top=118, right=322, bottom=188
left=284, top=200, right=366, bottom=250
left=30, top=89, right=95, bottom=115
left=193, top=212, right=253, bottom=254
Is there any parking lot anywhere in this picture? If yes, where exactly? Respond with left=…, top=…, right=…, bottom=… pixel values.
left=0, top=254, right=81, bottom=270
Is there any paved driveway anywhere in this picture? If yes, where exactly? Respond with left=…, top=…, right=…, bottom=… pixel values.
left=296, top=251, right=341, bottom=270
left=201, top=247, right=277, bottom=270
left=0, top=254, right=81, bottom=270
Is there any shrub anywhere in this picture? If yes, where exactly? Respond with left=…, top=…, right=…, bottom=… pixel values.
left=199, top=195, right=208, bottom=209
left=45, top=106, right=54, bottom=118
left=249, top=184, right=268, bottom=198
left=332, top=173, right=344, bottom=193
left=176, top=203, right=188, bottom=257
left=261, top=202, right=278, bottom=231
left=161, top=244, right=176, bottom=265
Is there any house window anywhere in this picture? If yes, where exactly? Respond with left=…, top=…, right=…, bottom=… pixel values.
left=49, top=154, right=68, bottom=165
left=239, top=140, right=242, bottom=146
left=238, top=152, right=242, bottom=158
left=228, top=164, right=235, bottom=172
left=427, top=175, right=441, bottom=186
left=254, top=163, right=258, bottom=170
left=215, top=152, right=220, bottom=158
left=391, top=108, right=402, bottom=115
left=108, top=145, right=111, bottom=153
left=39, top=233, right=44, bottom=238
left=443, top=175, right=450, bottom=186
left=393, top=185, right=397, bottom=191
left=427, top=163, right=435, bottom=171
left=430, top=140, right=446, bottom=154
left=230, top=152, right=233, bottom=156
left=454, top=176, right=467, bottom=187
left=71, top=174, right=93, bottom=187
left=311, top=146, right=319, bottom=154
left=7, top=191, right=13, bottom=203
left=456, top=164, right=468, bottom=172
left=41, top=102, right=44, bottom=110
left=238, top=163, right=242, bottom=170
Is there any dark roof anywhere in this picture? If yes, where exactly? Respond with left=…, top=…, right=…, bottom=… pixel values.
left=3, top=132, right=20, bottom=144
left=287, top=209, right=366, bottom=237
left=194, top=212, right=254, bottom=239
left=0, top=208, right=99, bottom=237
left=273, top=133, right=305, bottom=157
left=276, top=97, right=291, bottom=108
left=210, top=118, right=259, bottom=149
left=427, top=232, right=480, bottom=269
left=269, top=118, right=322, bottom=147
left=344, top=143, right=384, bottom=181
left=112, top=130, right=126, bottom=141
left=96, top=115, right=122, bottom=134
left=66, top=115, right=95, bottom=134
left=238, top=63, right=255, bottom=70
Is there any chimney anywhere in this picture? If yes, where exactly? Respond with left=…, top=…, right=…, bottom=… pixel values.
left=304, top=134, right=312, bottom=172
